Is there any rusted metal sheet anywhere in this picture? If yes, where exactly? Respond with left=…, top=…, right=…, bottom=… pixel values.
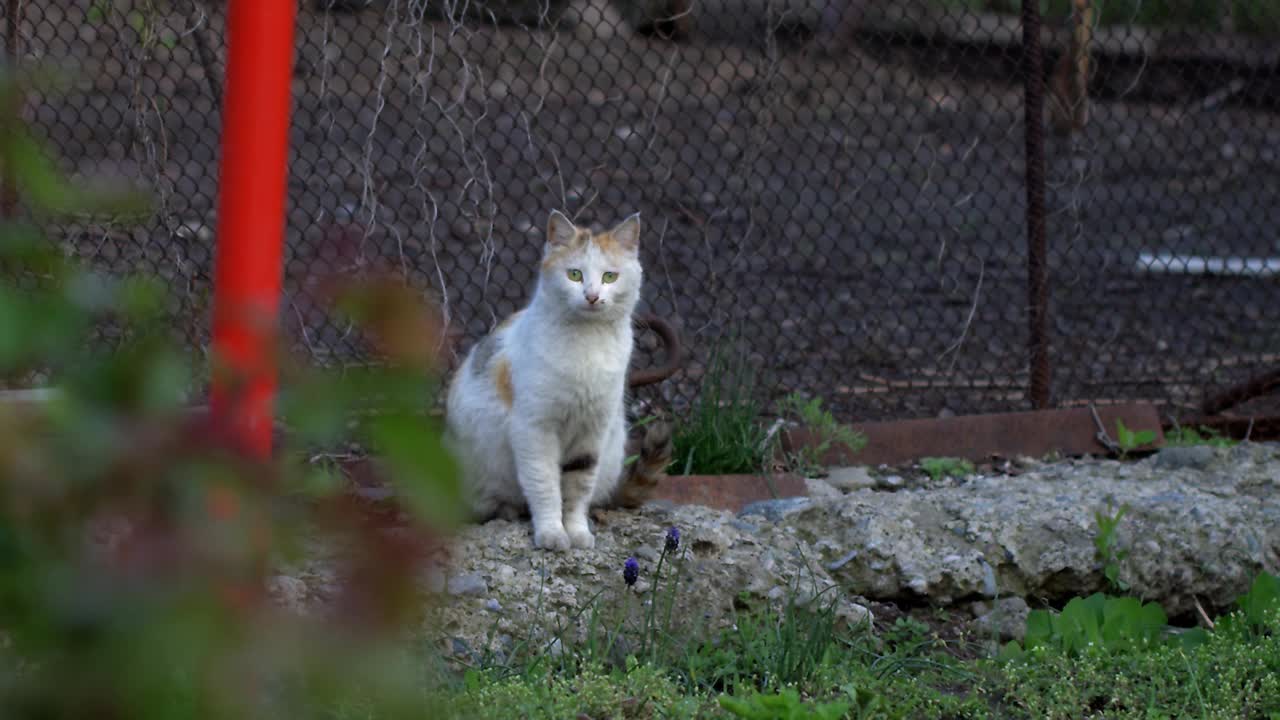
left=783, top=403, right=1166, bottom=467
left=335, top=454, right=803, bottom=515
left=642, top=474, right=807, bottom=513
left=1202, top=367, right=1280, bottom=415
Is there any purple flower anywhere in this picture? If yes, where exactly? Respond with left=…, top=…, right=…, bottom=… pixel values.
left=623, top=557, right=639, bottom=586
left=665, top=526, right=680, bottom=553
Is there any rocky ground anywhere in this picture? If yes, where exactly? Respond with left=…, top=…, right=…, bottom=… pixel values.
left=268, top=441, right=1280, bottom=663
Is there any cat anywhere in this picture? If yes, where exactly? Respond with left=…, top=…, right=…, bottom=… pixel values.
left=444, top=209, right=672, bottom=551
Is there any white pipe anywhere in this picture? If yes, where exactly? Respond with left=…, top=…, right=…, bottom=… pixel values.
left=1135, top=252, right=1280, bottom=278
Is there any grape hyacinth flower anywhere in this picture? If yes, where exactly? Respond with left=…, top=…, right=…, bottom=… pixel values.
left=623, top=556, right=639, bottom=587
left=665, top=526, right=680, bottom=553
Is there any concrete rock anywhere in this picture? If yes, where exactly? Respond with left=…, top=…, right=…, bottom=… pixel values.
left=739, top=497, right=813, bottom=522
left=788, top=444, right=1280, bottom=615
left=269, top=445, right=1279, bottom=653
left=1154, top=445, right=1217, bottom=471
left=428, top=504, right=872, bottom=657
left=447, top=572, right=489, bottom=597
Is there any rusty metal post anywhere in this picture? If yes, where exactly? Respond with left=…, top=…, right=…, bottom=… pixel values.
left=1, top=0, right=22, bottom=218
left=1022, top=0, right=1051, bottom=409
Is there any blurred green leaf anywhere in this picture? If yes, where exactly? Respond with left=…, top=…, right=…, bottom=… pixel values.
left=299, top=462, right=344, bottom=499
left=2, top=126, right=149, bottom=218
left=368, top=413, right=464, bottom=531
left=117, top=275, right=167, bottom=322
left=1238, top=570, right=1280, bottom=631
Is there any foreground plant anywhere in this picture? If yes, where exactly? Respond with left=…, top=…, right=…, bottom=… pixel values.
left=0, top=66, right=463, bottom=718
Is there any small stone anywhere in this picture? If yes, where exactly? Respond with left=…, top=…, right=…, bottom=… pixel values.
left=738, top=497, right=813, bottom=523
left=447, top=573, right=488, bottom=597
left=877, top=475, right=906, bottom=490
left=450, top=637, right=473, bottom=659
left=825, top=466, right=877, bottom=491
left=353, top=487, right=395, bottom=504
left=805, top=477, right=842, bottom=500
left=973, top=597, right=1031, bottom=643
left=423, top=567, right=447, bottom=594
left=826, top=549, right=859, bottom=571
left=267, top=575, right=307, bottom=612
left=484, top=599, right=502, bottom=613
left=838, top=602, right=873, bottom=628
left=1154, top=445, right=1216, bottom=471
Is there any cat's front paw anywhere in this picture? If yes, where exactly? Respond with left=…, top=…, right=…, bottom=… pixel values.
left=567, top=526, right=595, bottom=549
left=533, top=525, right=572, bottom=551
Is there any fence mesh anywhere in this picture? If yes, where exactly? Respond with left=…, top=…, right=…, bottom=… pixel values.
left=14, top=0, right=1280, bottom=422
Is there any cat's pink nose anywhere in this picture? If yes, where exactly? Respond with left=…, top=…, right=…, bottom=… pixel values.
left=585, top=292, right=600, bottom=304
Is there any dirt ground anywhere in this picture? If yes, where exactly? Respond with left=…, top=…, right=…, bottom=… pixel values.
left=26, top=1, right=1280, bottom=421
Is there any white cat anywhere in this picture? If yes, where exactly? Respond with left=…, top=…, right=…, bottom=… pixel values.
left=444, top=210, right=670, bottom=551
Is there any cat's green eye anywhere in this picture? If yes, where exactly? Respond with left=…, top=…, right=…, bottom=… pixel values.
left=567, top=268, right=583, bottom=282
left=602, top=271, right=619, bottom=284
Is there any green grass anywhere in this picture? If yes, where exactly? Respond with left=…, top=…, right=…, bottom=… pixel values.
left=999, top=627, right=1280, bottom=719
left=919, top=456, right=976, bottom=481
left=671, top=341, right=775, bottom=475
left=669, top=350, right=870, bottom=478
left=1165, top=424, right=1238, bottom=448
left=429, top=579, right=1280, bottom=719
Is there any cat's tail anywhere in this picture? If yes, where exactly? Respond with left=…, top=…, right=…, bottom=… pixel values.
left=610, top=417, right=674, bottom=509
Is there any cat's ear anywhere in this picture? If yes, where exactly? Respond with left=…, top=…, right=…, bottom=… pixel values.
left=547, top=209, right=578, bottom=248
left=609, top=212, right=641, bottom=252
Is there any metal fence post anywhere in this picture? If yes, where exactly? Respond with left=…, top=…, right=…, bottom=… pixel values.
left=209, top=0, right=299, bottom=458
left=1, top=0, right=22, bottom=218
left=1022, top=0, right=1052, bottom=410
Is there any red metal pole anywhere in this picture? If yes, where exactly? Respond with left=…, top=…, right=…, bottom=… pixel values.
left=210, top=0, right=298, bottom=458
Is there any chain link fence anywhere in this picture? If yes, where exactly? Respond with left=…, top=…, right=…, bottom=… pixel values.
left=13, top=0, right=1280, bottom=422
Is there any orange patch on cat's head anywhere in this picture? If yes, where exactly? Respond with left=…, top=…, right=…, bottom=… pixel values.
left=590, top=212, right=641, bottom=260
left=492, top=358, right=514, bottom=408
left=540, top=210, right=641, bottom=270
left=540, top=227, right=591, bottom=271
